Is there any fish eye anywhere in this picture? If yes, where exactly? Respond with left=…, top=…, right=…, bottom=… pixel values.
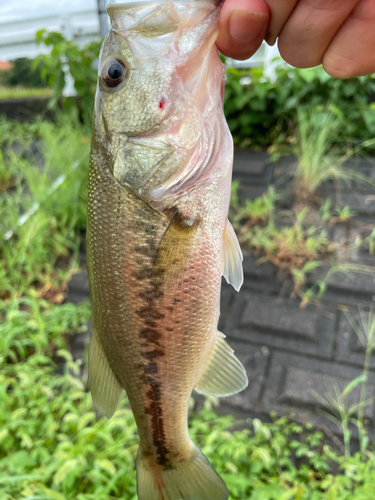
left=102, top=59, right=126, bottom=88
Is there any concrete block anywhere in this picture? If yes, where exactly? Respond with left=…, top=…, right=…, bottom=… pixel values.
left=226, top=292, right=336, bottom=358
left=336, top=309, right=375, bottom=369
left=261, top=352, right=375, bottom=431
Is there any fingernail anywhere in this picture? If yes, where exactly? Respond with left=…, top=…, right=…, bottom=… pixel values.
left=228, top=11, right=268, bottom=44
left=265, top=31, right=277, bottom=46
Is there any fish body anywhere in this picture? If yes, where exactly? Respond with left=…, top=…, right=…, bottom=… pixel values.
left=87, top=1, right=247, bottom=499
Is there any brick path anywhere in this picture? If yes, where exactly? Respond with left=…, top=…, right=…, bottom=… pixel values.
left=68, top=152, right=375, bottom=440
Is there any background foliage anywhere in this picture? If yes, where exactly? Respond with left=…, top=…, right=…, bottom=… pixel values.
left=28, top=30, right=375, bottom=146
left=224, top=65, right=375, bottom=150
left=0, top=57, right=46, bottom=89
left=34, top=31, right=101, bottom=123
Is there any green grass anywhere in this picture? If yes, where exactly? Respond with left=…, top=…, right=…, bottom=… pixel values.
left=1, top=286, right=375, bottom=499
left=293, top=107, right=375, bottom=200
left=0, top=85, right=52, bottom=100
left=0, top=116, right=90, bottom=298
left=2, top=349, right=375, bottom=499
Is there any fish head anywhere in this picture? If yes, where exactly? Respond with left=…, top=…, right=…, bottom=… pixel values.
left=96, top=1, right=182, bottom=140
left=93, top=0, right=223, bottom=199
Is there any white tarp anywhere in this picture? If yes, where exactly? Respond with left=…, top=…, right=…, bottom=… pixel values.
left=0, top=0, right=100, bottom=61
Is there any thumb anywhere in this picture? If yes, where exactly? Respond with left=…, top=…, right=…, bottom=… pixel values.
left=216, top=0, right=270, bottom=60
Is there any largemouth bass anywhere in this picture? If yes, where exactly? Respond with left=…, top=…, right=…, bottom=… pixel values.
left=87, top=1, right=248, bottom=498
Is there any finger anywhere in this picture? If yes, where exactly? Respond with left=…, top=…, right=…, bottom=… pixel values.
left=265, top=0, right=299, bottom=46
left=277, top=0, right=360, bottom=68
left=322, top=0, right=375, bottom=77
left=216, top=0, right=270, bottom=60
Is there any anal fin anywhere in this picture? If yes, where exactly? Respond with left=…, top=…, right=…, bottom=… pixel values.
left=195, top=332, right=248, bottom=397
left=222, top=219, right=243, bottom=292
left=88, top=329, right=124, bottom=418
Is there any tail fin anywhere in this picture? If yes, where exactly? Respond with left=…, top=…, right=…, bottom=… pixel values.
left=136, top=444, right=229, bottom=500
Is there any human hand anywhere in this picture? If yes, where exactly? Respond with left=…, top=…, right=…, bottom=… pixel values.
left=216, top=0, right=375, bottom=78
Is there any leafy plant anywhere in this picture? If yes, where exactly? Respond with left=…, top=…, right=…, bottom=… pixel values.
left=2, top=348, right=375, bottom=500
left=0, top=85, right=52, bottom=100
left=34, top=30, right=101, bottom=124
left=231, top=185, right=279, bottom=227
left=224, top=64, right=375, bottom=151
left=0, top=57, right=47, bottom=88
left=0, top=297, right=90, bottom=365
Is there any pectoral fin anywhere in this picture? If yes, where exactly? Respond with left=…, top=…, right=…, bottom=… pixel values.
left=88, top=329, right=124, bottom=418
left=222, top=220, right=243, bottom=292
left=195, top=332, right=248, bottom=397
left=153, top=211, right=198, bottom=281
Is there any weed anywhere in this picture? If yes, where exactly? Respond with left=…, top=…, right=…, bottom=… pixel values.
left=293, top=106, right=375, bottom=200
left=310, top=308, right=375, bottom=459
left=0, top=116, right=89, bottom=298
left=231, top=198, right=331, bottom=296
left=334, top=206, right=355, bottom=223
left=345, top=309, right=375, bottom=453
left=319, top=199, right=355, bottom=224
left=0, top=296, right=91, bottom=365
left=231, top=185, right=279, bottom=227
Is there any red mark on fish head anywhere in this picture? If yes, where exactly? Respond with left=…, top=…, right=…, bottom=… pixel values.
left=159, top=97, right=166, bottom=110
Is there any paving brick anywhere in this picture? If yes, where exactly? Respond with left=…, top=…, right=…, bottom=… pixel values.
left=308, top=266, right=375, bottom=307
left=336, top=310, right=375, bottom=369
left=347, top=226, right=375, bottom=267
left=344, top=157, right=375, bottom=193
left=243, top=253, right=277, bottom=279
left=219, top=280, right=236, bottom=331
left=225, top=292, right=336, bottom=358
left=233, top=151, right=273, bottom=186
left=329, top=269, right=375, bottom=294
left=69, top=320, right=91, bottom=363
left=66, top=270, right=90, bottom=304
left=338, top=193, right=375, bottom=216
left=331, top=225, right=348, bottom=260
left=261, top=352, right=375, bottom=432
left=242, top=254, right=287, bottom=295
left=237, top=185, right=268, bottom=203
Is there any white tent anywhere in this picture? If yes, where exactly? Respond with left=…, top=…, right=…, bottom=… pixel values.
left=0, top=0, right=280, bottom=79
left=0, top=0, right=101, bottom=61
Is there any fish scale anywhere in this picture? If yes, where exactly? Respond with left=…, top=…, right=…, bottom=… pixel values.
left=87, top=1, right=248, bottom=499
